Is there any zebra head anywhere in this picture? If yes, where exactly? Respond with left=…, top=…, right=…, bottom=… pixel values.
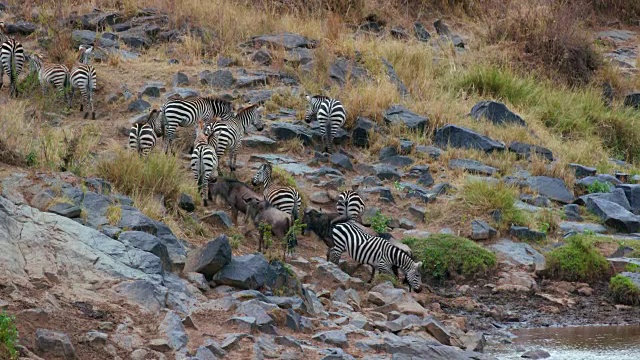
left=27, top=52, right=44, bottom=72
left=304, top=95, right=316, bottom=123
left=77, top=45, right=93, bottom=64
left=251, top=163, right=272, bottom=187
left=405, top=261, right=423, bottom=293
left=146, top=109, right=163, bottom=137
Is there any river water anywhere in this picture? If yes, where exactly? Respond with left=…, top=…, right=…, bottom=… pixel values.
left=487, top=325, right=640, bottom=359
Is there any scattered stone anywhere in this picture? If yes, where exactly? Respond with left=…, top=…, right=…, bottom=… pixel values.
left=217, top=56, right=237, bottom=67
left=373, top=164, right=402, bottom=181
left=586, top=197, right=640, bottom=233
left=569, top=163, right=597, bottom=178
left=329, top=57, right=368, bottom=86
left=201, top=211, right=234, bottom=228
left=251, top=49, right=273, bottom=65
left=5, top=21, right=36, bottom=35
left=128, top=98, right=150, bottom=112
left=148, top=339, right=172, bottom=352
left=249, top=33, right=317, bottom=50
left=186, top=272, right=210, bottom=291
left=139, top=81, right=165, bottom=97
left=597, top=30, right=636, bottom=42
left=564, top=204, right=583, bottom=222
left=616, top=184, right=640, bottom=214
left=202, top=338, right=227, bottom=357
left=199, top=69, right=235, bottom=89
left=118, top=231, right=171, bottom=270
left=158, top=311, right=188, bottom=351
left=449, top=158, right=498, bottom=176
left=434, top=124, right=505, bottom=153
left=351, top=117, right=376, bottom=148
left=526, top=176, right=574, bottom=204
left=382, top=58, right=409, bottom=97
left=178, top=193, right=195, bottom=212
left=183, top=235, right=232, bottom=280
left=330, top=153, right=353, bottom=171
left=270, top=122, right=314, bottom=145
left=470, top=219, right=497, bottom=240
left=172, top=72, right=189, bottom=87
left=35, top=329, right=76, bottom=359
left=242, top=135, right=277, bottom=149
left=576, top=175, right=621, bottom=189
left=508, top=142, right=553, bottom=161
left=416, top=145, right=443, bottom=160
left=195, top=346, right=217, bottom=360
left=624, top=92, right=640, bottom=109
left=399, top=218, right=416, bottom=230
left=82, top=331, right=107, bottom=346
left=313, top=330, right=348, bottom=348
left=422, top=316, right=453, bottom=345
left=510, top=226, right=546, bottom=242
left=408, top=205, right=426, bottom=222
left=521, top=349, right=551, bottom=359
left=381, top=155, right=414, bottom=167
left=383, top=105, right=428, bottom=132
left=471, top=101, right=526, bottom=126
left=391, top=26, right=410, bottom=40
left=413, top=22, right=431, bottom=42
left=576, top=188, right=631, bottom=211
left=47, top=202, right=81, bottom=218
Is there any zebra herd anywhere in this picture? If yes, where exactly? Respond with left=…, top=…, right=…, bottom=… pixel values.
left=0, top=22, right=97, bottom=118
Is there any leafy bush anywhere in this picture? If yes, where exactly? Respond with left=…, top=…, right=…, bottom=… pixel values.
left=403, top=234, right=497, bottom=282
left=370, top=210, right=391, bottom=233
left=586, top=180, right=612, bottom=194
left=609, top=275, right=640, bottom=305
left=546, top=236, right=611, bottom=282
left=0, top=311, right=18, bottom=360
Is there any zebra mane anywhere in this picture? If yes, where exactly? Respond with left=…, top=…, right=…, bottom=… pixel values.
left=312, top=95, right=331, bottom=100
left=236, top=104, right=259, bottom=115
left=202, top=96, right=232, bottom=107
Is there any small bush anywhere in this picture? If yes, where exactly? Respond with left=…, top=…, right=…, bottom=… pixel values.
left=609, top=275, right=640, bottom=305
left=546, top=236, right=611, bottom=282
left=370, top=210, right=391, bottom=233
left=403, top=234, right=497, bottom=282
left=0, top=311, right=18, bottom=360
left=586, top=180, right=612, bottom=194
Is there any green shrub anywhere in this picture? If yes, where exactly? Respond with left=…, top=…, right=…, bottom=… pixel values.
left=546, top=236, right=610, bottom=282
left=403, top=234, right=497, bottom=282
left=0, top=311, right=18, bottom=360
left=370, top=210, right=391, bottom=233
left=586, top=180, right=612, bottom=194
left=609, top=275, right=640, bottom=305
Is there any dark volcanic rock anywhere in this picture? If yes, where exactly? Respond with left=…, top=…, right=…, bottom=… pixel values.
left=383, top=105, right=428, bottom=132
left=471, top=219, right=497, bottom=240
left=35, top=329, right=76, bottom=359
left=576, top=175, right=620, bottom=189
left=526, top=176, right=574, bottom=204
left=471, top=101, right=526, bottom=126
left=270, top=122, right=314, bottom=145
left=569, top=163, right=597, bottom=178
left=508, top=142, right=553, bottom=161
left=510, top=226, right=546, bottom=242
left=391, top=26, right=410, bottom=40
left=212, top=253, right=270, bottom=290
left=576, top=188, right=631, bottom=211
left=6, top=21, right=36, bottom=35
left=374, top=165, right=402, bottom=181
left=47, top=202, right=81, bottom=218
left=617, top=184, right=640, bottom=214
left=586, top=197, right=640, bottom=233
left=330, top=153, right=354, bottom=171
left=178, top=193, right=195, bottom=212
left=72, top=30, right=119, bottom=48
left=251, top=49, right=273, bottom=65
left=521, top=349, right=551, bottom=359
left=119, top=231, right=171, bottom=270
left=413, top=22, right=431, bottom=42
left=172, top=72, right=189, bottom=87
left=448, top=158, right=498, bottom=176
left=183, top=235, right=232, bottom=279
left=564, top=204, right=583, bottom=222
left=351, top=117, right=376, bottom=148
left=382, top=58, right=409, bottom=97
left=434, top=124, right=505, bottom=153
left=128, top=98, right=150, bottom=112
left=330, top=57, right=368, bottom=86
left=250, top=33, right=317, bottom=50
left=624, top=93, right=640, bottom=109
left=199, top=69, right=235, bottom=89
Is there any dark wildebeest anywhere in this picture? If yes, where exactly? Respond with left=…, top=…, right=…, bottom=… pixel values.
left=245, top=198, right=295, bottom=253
left=208, top=178, right=261, bottom=224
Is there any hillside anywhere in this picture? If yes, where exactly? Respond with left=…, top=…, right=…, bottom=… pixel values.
left=2, top=0, right=640, bottom=359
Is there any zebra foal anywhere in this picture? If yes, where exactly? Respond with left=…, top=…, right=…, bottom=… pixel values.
left=191, top=120, right=219, bottom=207
left=330, top=220, right=423, bottom=292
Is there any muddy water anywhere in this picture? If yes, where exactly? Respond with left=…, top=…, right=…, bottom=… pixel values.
left=488, top=325, right=640, bottom=359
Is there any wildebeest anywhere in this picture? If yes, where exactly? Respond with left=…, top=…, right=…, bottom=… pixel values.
left=208, top=178, right=262, bottom=224
left=246, top=198, right=295, bottom=253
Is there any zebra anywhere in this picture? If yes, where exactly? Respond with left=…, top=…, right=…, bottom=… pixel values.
left=206, top=104, right=264, bottom=173
left=27, top=52, right=70, bottom=102
left=0, top=21, right=25, bottom=98
left=160, top=96, right=234, bottom=154
left=70, top=45, right=97, bottom=119
left=335, top=189, right=365, bottom=222
left=330, top=220, right=423, bottom=292
left=128, top=110, right=162, bottom=157
left=191, top=120, right=219, bottom=207
left=252, top=163, right=302, bottom=220
left=303, top=95, right=346, bottom=154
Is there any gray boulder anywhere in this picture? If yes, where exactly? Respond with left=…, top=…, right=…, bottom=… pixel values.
left=489, top=239, right=545, bottom=271
left=183, top=235, right=232, bottom=280
left=128, top=98, right=150, bottom=112
left=470, top=219, right=497, bottom=240
left=576, top=175, right=620, bottom=189
left=374, top=164, right=402, bottom=181
left=249, top=33, right=317, bottom=49
left=569, top=163, right=597, bottom=178
left=470, top=101, right=526, bottom=126
left=36, top=329, right=76, bottom=359
left=508, top=142, right=553, bottom=161
left=158, top=310, right=188, bottom=350
left=616, top=184, right=640, bottom=214
left=330, top=153, right=354, bottom=171
left=448, top=159, right=498, bottom=176
left=382, top=58, right=409, bottom=97
left=119, top=231, right=171, bottom=270
left=586, top=197, right=640, bottom=233
left=172, top=72, right=189, bottom=87
left=5, top=21, right=36, bottom=35
left=351, top=117, right=376, bottom=148
left=510, top=226, right=546, bottom=242
left=47, top=202, right=81, bottom=218
left=212, top=253, right=270, bottom=290
left=330, top=57, right=368, bottom=86
left=383, top=105, right=428, bottom=132
left=313, top=330, right=348, bottom=348
left=199, top=69, right=235, bottom=89
left=564, top=204, right=583, bottom=222
left=624, top=92, right=640, bottom=109
left=72, top=29, right=119, bottom=48
left=575, top=188, right=631, bottom=211
left=414, top=22, right=431, bottom=42
left=526, top=176, right=574, bottom=204
left=270, top=122, right=314, bottom=145
left=434, top=124, right=505, bottom=153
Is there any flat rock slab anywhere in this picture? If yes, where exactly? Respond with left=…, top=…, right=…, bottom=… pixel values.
left=434, top=124, right=505, bottom=153
left=383, top=105, right=428, bottom=132
left=448, top=158, right=498, bottom=176
left=586, top=197, right=640, bottom=233
left=249, top=33, right=317, bottom=49
left=508, top=142, right=553, bottom=161
left=489, top=239, right=546, bottom=271
left=559, top=221, right=608, bottom=235
left=526, top=176, right=574, bottom=204
left=212, top=253, right=269, bottom=290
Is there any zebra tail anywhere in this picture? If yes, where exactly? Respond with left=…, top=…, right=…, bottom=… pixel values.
left=324, top=111, right=332, bottom=148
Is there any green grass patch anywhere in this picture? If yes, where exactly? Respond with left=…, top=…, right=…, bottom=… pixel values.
left=403, top=234, right=497, bottom=282
left=0, top=311, right=18, bottom=360
left=586, top=180, right=612, bottom=194
left=609, top=274, right=640, bottom=306
left=370, top=210, right=391, bottom=233
left=460, top=179, right=526, bottom=229
left=106, top=205, right=122, bottom=226
left=545, top=235, right=611, bottom=282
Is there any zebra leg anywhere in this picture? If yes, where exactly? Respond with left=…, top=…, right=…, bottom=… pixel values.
left=0, top=65, right=3, bottom=89
left=328, top=247, right=343, bottom=265
left=368, top=265, right=376, bottom=283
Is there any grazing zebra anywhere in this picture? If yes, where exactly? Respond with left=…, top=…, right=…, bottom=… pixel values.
left=0, top=22, right=25, bottom=98
left=128, top=110, right=161, bottom=157
left=304, top=95, right=346, bottom=153
left=160, top=97, right=233, bottom=154
left=27, top=52, right=70, bottom=102
left=251, top=162, right=302, bottom=221
left=70, top=45, right=97, bottom=119
left=336, top=190, right=365, bottom=222
left=206, top=104, right=264, bottom=173
left=330, top=220, right=423, bottom=292
left=191, top=121, right=219, bottom=207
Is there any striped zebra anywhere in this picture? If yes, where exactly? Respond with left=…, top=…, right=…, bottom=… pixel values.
left=330, top=220, right=423, bottom=292
left=336, top=190, right=365, bottom=222
left=251, top=162, right=302, bottom=222
left=128, top=110, right=162, bottom=157
left=0, top=22, right=25, bottom=98
left=27, top=52, right=70, bottom=102
left=206, top=104, right=264, bottom=173
left=160, top=96, right=233, bottom=154
left=304, top=95, right=346, bottom=153
left=70, top=45, right=97, bottom=119
left=191, top=120, right=219, bottom=207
